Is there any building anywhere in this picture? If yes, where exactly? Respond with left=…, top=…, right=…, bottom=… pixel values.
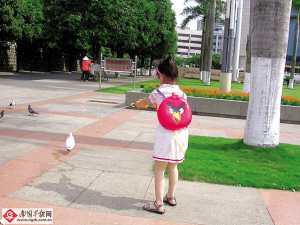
left=176, top=27, right=202, bottom=58
left=175, top=25, right=223, bottom=59
left=286, top=7, right=300, bottom=72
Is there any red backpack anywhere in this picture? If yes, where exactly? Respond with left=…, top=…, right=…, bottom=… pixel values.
left=156, top=89, right=192, bottom=130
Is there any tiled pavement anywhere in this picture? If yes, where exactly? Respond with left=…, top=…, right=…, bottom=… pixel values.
left=0, top=72, right=299, bottom=225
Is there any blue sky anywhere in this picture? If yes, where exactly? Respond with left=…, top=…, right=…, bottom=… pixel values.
left=170, top=0, right=198, bottom=30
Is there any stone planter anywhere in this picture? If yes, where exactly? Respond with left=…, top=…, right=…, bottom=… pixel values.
left=125, top=90, right=300, bottom=123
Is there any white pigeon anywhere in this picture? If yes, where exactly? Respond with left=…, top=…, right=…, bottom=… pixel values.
left=65, top=133, right=75, bottom=153
left=0, top=110, right=4, bottom=121
left=10, top=100, right=16, bottom=109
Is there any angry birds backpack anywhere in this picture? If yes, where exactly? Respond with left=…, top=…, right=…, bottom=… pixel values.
left=156, top=89, right=192, bottom=130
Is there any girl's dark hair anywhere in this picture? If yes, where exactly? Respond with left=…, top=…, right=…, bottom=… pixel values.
left=157, top=55, right=178, bottom=81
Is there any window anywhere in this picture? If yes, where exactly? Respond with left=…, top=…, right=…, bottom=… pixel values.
left=178, top=46, right=189, bottom=49
left=190, top=47, right=200, bottom=50
left=177, top=40, right=190, bottom=43
left=191, top=34, right=202, bottom=38
left=178, top=33, right=190, bottom=37
left=190, top=41, right=202, bottom=44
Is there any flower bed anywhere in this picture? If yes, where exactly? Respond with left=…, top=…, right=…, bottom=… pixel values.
left=141, top=83, right=300, bottom=106
left=125, top=90, right=300, bottom=123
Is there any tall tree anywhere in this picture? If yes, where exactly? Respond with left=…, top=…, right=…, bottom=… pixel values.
left=180, top=0, right=225, bottom=83
left=43, top=0, right=85, bottom=72
left=242, top=0, right=254, bottom=93
left=0, top=0, right=26, bottom=42
left=201, top=0, right=216, bottom=85
left=289, top=0, right=300, bottom=89
left=0, top=0, right=44, bottom=71
left=243, top=0, right=292, bottom=147
left=147, top=0, right=178, bottom=68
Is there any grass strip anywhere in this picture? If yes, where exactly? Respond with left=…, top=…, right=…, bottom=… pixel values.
left=176, top=136, right=300, bottom=191
left=95, top=79, right=158, bottom=94
left=96, top=78, right=300, bottom=99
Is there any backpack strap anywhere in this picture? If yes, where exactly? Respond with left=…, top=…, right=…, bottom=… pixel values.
left=156, top=89, right=166, bottom=99
left=157, top=89, right=186, bottom=99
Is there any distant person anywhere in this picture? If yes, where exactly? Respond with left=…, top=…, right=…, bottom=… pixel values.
left=81, top=56, right=92, bottom=81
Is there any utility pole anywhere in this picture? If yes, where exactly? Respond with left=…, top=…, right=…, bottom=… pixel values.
left=220, top=0, right=236, bottom=92
left=232, top=0, right=243, bottom=82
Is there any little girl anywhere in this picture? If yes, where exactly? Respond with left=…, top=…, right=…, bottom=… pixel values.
left=135, top=56, right=189, bottom=214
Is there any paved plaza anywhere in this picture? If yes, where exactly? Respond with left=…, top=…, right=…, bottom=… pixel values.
left=0, top=72, right=299, bottom=225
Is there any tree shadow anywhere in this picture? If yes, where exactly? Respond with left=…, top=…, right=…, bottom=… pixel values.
left=35, top=174, right=143, bottom=211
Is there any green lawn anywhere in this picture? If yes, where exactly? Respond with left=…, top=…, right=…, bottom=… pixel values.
left=177, top=136, right=300, bottom=191
left=96, top=78, right=158, bottom=94
left=96, top=78, right=300, bottom=99
left=97, top=78, right=300, bottom=191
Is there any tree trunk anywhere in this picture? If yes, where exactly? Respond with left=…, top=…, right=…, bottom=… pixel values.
left=47, top=48, right=52, bottom=72
left=140, top=53, right=145, bottom=75
left=149, top=57, right=154, bottom=76
left=243, top=0, right=292, bottom=147
left=202, top=0, right=216, bottom=85
left=242, top=0, right=254, bottom=93
left=289, top=10, right=300, bottom=89
left=199, top=29, right=205, bottom=80
left=16, top=41, right=20, bottom=72
left=199, top=16, right=207, bottom=80
left=68, top=52, right=72, bottom=72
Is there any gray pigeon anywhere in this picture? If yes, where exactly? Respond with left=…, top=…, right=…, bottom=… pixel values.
left=0, top=110, right=4, bottom=121
left=28, top=105, right=39, bottom=116
left=65, top=133, right=75, bottom=153
left=10, top=100, right=16, bottom=109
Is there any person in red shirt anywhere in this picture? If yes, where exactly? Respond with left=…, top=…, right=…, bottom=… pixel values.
left=81, top=56, right=92, bottom=81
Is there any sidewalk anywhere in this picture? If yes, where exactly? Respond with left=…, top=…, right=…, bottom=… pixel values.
left=0, top=72, right=299, bottom=225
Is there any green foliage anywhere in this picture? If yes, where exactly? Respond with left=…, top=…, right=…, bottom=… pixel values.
left=1, top=0, right=179, bottom=68
left=184, top=54, right=201, bottom=67
left=177, top=136, right=300, bottom=191
left=147, top=0, right=178, bottom=60
left=293, top=0, right=300, bottom=10
left=0, top=0, right=44, bottom=42
left=174, top=55, right=184, bottom=67
left=141, top=82, right=159, bottom=93
left=180, top=0, right=225, bottom=29
left=212, top=54, right=221, bottom=69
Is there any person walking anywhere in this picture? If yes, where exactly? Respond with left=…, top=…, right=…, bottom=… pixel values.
left=81, top=56, right=92, bottom=81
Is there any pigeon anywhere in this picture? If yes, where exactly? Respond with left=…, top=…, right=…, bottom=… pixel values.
left=0, top=110, right=4, bottom=121
left=28, top=105, right=39, bottom=116
left=10, top=100, right=16, bottom=109
left=65, top=133, right=75, bottom=153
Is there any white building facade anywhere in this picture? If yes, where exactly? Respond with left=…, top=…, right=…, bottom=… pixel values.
left=175, top=26, right=223, bottom=59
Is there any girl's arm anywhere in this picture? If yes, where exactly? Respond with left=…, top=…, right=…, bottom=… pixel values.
left=135, top=97, right=151, bottom=108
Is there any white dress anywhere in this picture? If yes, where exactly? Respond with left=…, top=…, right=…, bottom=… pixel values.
left=149, top=84, right=189, bottom=163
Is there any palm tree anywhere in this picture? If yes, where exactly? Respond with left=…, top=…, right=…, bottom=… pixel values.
left=242, top=0, right=253, bottom=93
left=289, top=0, right=300, bottom=89
left=243, top=0, right=292, bottom=147
left=180, top=0, right=225, bottom=84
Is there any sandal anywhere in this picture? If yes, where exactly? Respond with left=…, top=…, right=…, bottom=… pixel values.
left=163, top=195, right=177, bottom=206
left=142, top=201, right=165, bottom=214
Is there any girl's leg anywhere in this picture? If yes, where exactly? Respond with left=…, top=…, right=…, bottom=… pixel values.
left=143, top=160, right=167, bottom=212
left=155, top=160, right=168, bottom=206
left=165, top=162, right=178, bottom=205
